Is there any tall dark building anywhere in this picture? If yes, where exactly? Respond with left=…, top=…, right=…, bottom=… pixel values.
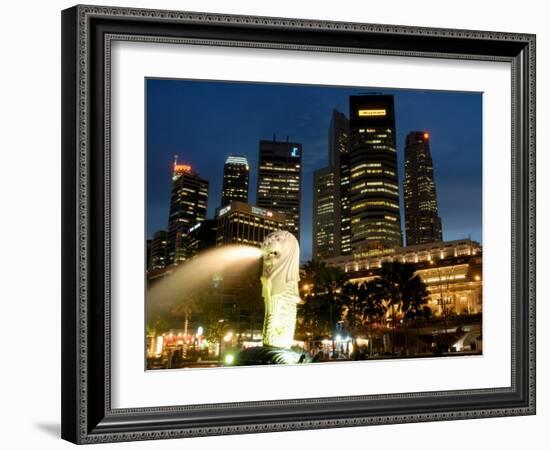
left=221, top=155, right=249, bottom=207
left=404, top=131, right=443, bottom=245
left=186, top=219, right=218, bottom=258
left=146, top=239, right=152, bottom=271
left=212, top=202, right=285, bottom=339
left=313, top=167, right=336, bottom=260
left=256, top=138, right=302, bottom=241
left=149, top=230, right=168, bottom=270
left=328, top=110, right=351, bottom=256
left=349, top=95, right=402, bottom=256
left=167, top=157, right=209, bottom=264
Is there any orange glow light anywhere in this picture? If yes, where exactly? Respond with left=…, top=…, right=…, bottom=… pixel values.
left=173, top=163, right=192, bottom=174
left=423, top=132, right=430, bottom=140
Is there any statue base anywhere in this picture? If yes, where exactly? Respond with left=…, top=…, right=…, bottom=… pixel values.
left=232, top=346, right=312, bottom=366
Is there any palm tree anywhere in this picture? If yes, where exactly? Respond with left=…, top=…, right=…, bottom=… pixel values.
left=300, top=260, right=348, bottom=355
left=370, top=261, right=429, bottom=355
left=342, top=282, right=363, bottom=343
left=171, top=291, right=204, bottom=357
left=359, top=280, right=387, bottom=355
left=343, top=282, right=386, bottom=353
left=401, top=273, right=430, bottom=355
left=146, top=316, right=169, bottom=339
left=298, top=292, right=334, bottom=338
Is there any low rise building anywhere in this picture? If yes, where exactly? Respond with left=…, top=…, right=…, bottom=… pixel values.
left=325, top=239, right=482, bottom=316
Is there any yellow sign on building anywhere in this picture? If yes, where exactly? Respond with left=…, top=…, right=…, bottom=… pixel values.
left=358, top=109, right=387, bottom=117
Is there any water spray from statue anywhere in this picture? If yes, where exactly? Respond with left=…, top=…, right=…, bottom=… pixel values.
left=147, top=231, right=311, bottom=365
left=147, top=245, right=262, bottom=317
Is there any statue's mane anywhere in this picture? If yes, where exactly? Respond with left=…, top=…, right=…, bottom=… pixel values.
left=265, top=231, right=300, bottom=290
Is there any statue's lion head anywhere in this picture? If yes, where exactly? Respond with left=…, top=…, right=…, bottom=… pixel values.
left=261, top=230, right=300, bottom=285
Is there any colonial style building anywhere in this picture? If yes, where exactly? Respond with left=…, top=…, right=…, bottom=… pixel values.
left=325, top=239, right=482, bottom=316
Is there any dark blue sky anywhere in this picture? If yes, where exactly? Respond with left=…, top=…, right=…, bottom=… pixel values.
left=147, top=78, right=482, bottom=261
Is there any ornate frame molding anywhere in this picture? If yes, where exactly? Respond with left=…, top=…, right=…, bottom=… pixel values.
left=61, top=5, right=536, bottom=444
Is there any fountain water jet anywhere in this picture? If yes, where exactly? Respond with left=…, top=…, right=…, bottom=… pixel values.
left=147, top=245, right=262, bottom=318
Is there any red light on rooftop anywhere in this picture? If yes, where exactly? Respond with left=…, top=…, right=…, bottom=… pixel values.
left=423, top=132, right=430, bottom=140
left=173, top=163, right=192, bottom=174
left=173, top=154, right=192, bottom=175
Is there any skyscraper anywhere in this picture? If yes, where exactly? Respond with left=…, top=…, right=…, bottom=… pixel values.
left=149, top=230, right=168, bottom=270
left=313, top=167, right=336, bottom=260
left=328, top=109, right=350, bottom=256
left=167, top=156, right=209, bottom=264
left=221, top=155, right=249, bottom=207
left=256, top=138, right=302, bottom=241
left=348, top=95, right=402, bottom=256
left=404, top=131, right=443, bottom=245
left=186, top=219, right=218, bottom=259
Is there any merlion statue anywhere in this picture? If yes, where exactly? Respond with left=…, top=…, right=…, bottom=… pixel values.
left=260, top=230, right=301, bottom=349
left=231, top=230, right=312, bottom=365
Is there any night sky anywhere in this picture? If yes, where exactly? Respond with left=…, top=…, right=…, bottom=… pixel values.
left=146, top=78, right=482, bottom=261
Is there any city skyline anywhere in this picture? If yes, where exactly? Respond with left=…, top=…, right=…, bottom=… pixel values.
left=147, top=79, right=482, bottom=261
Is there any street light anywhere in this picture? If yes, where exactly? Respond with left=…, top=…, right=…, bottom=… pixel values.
left=223, top=331, right=233, bottom=342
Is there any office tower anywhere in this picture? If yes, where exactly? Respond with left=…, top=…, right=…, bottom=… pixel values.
left=185, top=219, right=218, bottom=258
left=313, top=167, right=336, bottom=260
left=348, top=95, right=402, bottom=256
left=329, top=109, right=351, bottom=256
left=216, top=201, right=287, bottom=247
left=149, top=230, right=168, bottom=270
left=146, top=239, right=152, bottom=271
left=167, top=156, right=209, bottom=264
left=221, top=155, right=250, bottom=207
left=213, top=201, right=286, bottom=338
left=256, top=138, right=302, bottom=241
left=404, top=131, right=443, bottom=245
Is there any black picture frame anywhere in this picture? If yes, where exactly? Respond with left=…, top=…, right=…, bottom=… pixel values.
left=61, top=4, right=536, bottom=444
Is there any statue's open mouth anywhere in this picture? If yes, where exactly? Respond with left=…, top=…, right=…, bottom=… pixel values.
left=261, top=248, right=279, bottom=260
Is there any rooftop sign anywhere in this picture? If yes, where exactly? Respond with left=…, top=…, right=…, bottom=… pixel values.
left=358, top=109, right=386, bottom=117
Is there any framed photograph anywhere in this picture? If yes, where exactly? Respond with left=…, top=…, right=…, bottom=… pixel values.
left=61, top=5, right=536, bottom=444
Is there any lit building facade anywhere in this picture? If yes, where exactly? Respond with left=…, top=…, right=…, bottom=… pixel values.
left=146, top=239, right=152, bottom=271
left=329, top=110, right=351, bottom=256
left=185, top=219, right=218, bottom=258
left=349, top=95, right=402, bottom=257
left=326, top=239, right=482, bottom=316
left=313, top=167, right=336, bottom=260
left=221, top=155, right=249, bottom=207
left=216, top=201, right=287, bottom=247
left=256, top=139, right=302, bottom=241
left=149, top=230, right=168, bottom=270
left=214, top=202, right=285, bottom=333
left=404, top=131, right=443, bottom=245
left=167, top=157, right=209, bottom=264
